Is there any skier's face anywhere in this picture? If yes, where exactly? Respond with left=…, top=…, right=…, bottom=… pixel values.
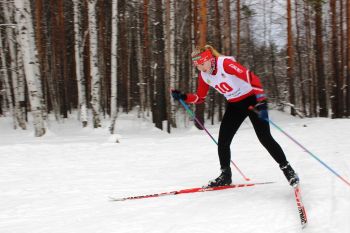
left=195, top=60, right=212, bottom=73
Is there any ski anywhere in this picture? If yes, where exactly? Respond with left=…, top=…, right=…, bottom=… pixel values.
left=109, top=181, right=274, bottom=202
left=293, top=184, right=308, bottom=228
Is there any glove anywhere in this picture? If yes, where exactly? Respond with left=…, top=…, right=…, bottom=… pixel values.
left=254, top=100, right=268, bottom=120
left=171, top=89, right=187, bottom=101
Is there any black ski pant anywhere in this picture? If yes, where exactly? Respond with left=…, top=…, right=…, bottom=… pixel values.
left=218, top=95, right=288, bottom=169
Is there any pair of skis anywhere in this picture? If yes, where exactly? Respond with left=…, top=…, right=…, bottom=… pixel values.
left=110, top=181, right=308, bottom=229
left=109, top=181, right=273, bottom=201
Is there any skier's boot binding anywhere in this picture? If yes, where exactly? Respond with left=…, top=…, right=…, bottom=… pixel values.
left=207, top=167, right=232, bottom=187
left=280, top=162, right=299, bottom=187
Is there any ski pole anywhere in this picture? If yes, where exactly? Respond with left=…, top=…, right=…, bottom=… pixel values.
left=178, top=98, right=251, bottom=181
left=249, top=106, right=350, bottom=188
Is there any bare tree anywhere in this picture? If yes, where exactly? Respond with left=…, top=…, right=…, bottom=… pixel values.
left=0, top=29, right=15, bottom=128
left=347, top=0, right=350, bottom=115
left=287, top=0, right=296, bottom=115
left=235, top=0, right=240, bottom=58
left=110, top=0, right=118, bottom=133
left=165, top=0, right=176, bottom=132
left=330, top=0, right=341, bottom=118
left=2, top=1, right=26, bottom=129
left=222, top=0, right=232, bottom=56
left=73, top=0, right=88, bottom=127
left=88, top=0, right=101, bottom=128
left=294, top=0, right=306, bottom=116
left=193, top=0, right=207, bottom=129
left=151, top=0, right=166, bottom=130
left=313, top=0, right=328, bottom=117
left=303, top=0, right=317, bottom=116
left=14, top=0, right=46, bottom=136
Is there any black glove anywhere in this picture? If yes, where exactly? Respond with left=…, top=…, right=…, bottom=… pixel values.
left=254, top=100, right=268, bottom=120
left=171, top=89, right=187, bottom=101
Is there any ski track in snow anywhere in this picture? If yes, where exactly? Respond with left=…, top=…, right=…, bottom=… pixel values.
left=0, top=111, right=349, bottom=233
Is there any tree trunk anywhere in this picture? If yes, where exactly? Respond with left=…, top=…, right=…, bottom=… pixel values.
left=236, top=0, right=240, bottom=59
left=194, top=0, right=207, bottom=130
left=287, top=0, right=296, bottom=116
left=136, top=1, right=145, bottom=119
left=330, top=0, right=341, bottom=118
left=57, top=0, right=69, bottom=118
left=88, top=0, right=101, bottom=128
left=0, top=29, right=16, bottom=128
left=98, top=0, right=108, bottom=116
left=110, top=0, right=118, bottom=133
left=73, top=0, right=88, bottom=127
left=143, top=0, right=152, bottom=117
left=222, top=0, right=232, bottom=56
left=314, top=1, right=328, bottom=117
left=303, top=0, right=317, bottom=117
left=3, top=1, right=26, bottom=129
left=294, top=0, right=306, bottom=116
left=119, top=0, right=129, bottom=113
left=347, top=0, right=350, bottom=116
left=340, top=0, right=345, bottom=116
left=44, top=1, right=61, bottom=120
left=153, top=0, right=166, bottom=130
left=165, top=0, right=176, bottom=131
left=14, top=0, right=46, bottom=137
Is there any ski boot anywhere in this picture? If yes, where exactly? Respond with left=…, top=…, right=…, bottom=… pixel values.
left=206, top=167, right=232, bottom=187
left=280, top=162, right=299, bottom=187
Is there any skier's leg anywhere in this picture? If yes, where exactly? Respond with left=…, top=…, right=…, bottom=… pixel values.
left=248, top=109, right=299, bottom=186
left=207, top=104, right=247, bottom=187
left=218, top=103, right=247, bottom=169
left=248, top=110, right=288, bottom=165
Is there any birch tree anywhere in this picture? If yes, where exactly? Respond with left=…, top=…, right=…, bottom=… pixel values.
left=165, top=0, right=176, bottom=132
left=14, top=0, right=46, bottom=137
left=73, top=0, right=88, bottom=127
left=0, top=29, right=15, bottom=128
left=110, top=0, right=118, bottom=134
left=3, top=1, right=26, bottom=129
left=88, top=0, right=101, bottom=128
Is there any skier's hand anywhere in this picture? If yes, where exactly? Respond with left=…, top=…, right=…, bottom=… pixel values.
left=254, top=100, right=268, bottom=120
left=171, top=89, right=187, bottom=101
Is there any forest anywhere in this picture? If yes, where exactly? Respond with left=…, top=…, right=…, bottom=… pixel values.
left=0, top=0, right=349, bottom=136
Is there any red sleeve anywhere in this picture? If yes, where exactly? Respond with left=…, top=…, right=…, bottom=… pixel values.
left=223, top=58, right=267, bottom=102
left=185, top=73, right=210, bottom=104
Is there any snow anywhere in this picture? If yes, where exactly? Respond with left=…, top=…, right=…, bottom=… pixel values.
left=0, top=111, right=350, bottom=233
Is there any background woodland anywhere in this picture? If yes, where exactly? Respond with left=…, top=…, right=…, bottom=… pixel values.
left=0, top=0, right=349, bottom=136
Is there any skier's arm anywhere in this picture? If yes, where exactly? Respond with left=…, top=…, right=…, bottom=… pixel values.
left=185, top=73, right=210, bottom=104
left=223, top=58, right=267, bottom=102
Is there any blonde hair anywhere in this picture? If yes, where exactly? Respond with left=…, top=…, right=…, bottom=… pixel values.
left=191, top=45, right=222, bottom=58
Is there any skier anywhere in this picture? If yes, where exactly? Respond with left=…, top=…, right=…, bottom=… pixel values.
left=171, top=45, right=299, bottom=188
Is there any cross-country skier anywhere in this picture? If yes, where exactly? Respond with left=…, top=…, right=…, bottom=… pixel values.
left=171, top=45, right=299, bottom=188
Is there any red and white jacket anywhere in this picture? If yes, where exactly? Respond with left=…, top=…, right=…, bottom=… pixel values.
left=186, top=56, right=266, bottom=104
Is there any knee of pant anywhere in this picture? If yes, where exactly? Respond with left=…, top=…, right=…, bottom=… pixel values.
left=218, top=140, right=230, bottom=149
left=218, top=137, right=229, bottom=145
left=257, top=134, right=273, bottom=145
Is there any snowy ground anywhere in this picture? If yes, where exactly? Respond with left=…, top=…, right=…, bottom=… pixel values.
left=0, top=110, right=349, bottom=233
